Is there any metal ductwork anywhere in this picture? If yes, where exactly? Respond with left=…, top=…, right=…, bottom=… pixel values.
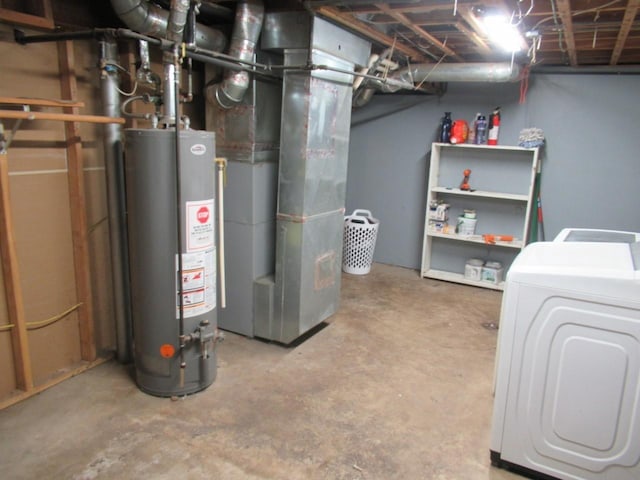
left=376, top=62, right=522, bottom=92
left=110, top=0, right=227, bottom=52
left=205, top=0, right=265, bottom=109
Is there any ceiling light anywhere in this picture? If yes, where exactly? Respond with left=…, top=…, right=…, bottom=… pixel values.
left=482, top=14, right=525, bottom=53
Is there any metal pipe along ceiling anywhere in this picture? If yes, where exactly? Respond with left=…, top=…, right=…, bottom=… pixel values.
left=110, top=0, right=227, bottom=52
left=205, top=0, right=265, bottom=108
left=377, top=62, right=522, bottom=92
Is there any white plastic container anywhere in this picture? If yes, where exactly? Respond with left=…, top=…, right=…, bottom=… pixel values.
left=465, top=258, right=484, bottom=281
left=482, top=261, right=503, bottom=284
left=457, top=216, right=477, bottom=236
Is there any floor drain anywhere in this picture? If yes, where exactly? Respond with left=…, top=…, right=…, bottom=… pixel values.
left=482, top=322, right=499, bottom=330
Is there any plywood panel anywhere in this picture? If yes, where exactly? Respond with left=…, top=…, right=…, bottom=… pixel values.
left=85, top=169, right=115, bottom=352
left=28, top=312, right=81, bottom=385
left=9, top=172, right=80, bottom=384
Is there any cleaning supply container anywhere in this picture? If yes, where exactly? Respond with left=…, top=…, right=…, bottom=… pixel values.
left=457, top=216, right=477, bottom=236
left=342, top=209, right=380, bottom=275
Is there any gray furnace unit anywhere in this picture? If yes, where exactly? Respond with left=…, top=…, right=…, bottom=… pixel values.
left=125, top=129, right=219, bottom=396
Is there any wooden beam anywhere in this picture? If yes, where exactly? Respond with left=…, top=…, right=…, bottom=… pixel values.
left=555, top=0, right=578, bottom=66
left=0, top=110, right=124, bottom=124
left=610, top=0, right=640, bottom=65
left=375, top=3, right=462, bottom=61
left=0, top=356, right=111, bottom=411
left=0, top=7, right=54, bottom=30
left=314, top=6, right=426, bottom=61
left=453, top=21, right=492, bottom=55
left=57, top=40, right=96, bottom=362
left=0, top=97, right=85, bottom=108
left=0, top=152, right=34, bottom=392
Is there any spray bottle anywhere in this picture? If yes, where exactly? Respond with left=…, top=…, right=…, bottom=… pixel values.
left=475, top=114, right=487, bottom=144
left=488, top=107, right=501, bottom=145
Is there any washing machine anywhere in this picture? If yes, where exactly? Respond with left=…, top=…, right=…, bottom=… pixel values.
left=490, top=230, right=640, bottom=480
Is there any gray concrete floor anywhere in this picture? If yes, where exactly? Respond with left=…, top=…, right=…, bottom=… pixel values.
left=0, top=264, right=521, bottom=480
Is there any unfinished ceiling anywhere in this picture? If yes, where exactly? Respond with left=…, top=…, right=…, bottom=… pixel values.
left=305, top=0, right=640, bottom=68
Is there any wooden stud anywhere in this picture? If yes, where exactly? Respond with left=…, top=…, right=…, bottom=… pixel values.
left=0, top=152, right=34, bottom=392
left=0, top=356, right=111, bottom=411
left=0, top=7, right=55, bottom=30
left=57, top=40, right=96, bottom=362
left=0, top=110, right=124, bottom=125
left=0, top=97, right=85, bottom=108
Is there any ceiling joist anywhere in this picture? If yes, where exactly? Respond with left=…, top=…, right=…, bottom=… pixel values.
left=374, top=3, right=462, bottom=61
left=315, top=6, right=427, bottom=61
left=555, top=0, right=579, bottom=66
left=610, top=0, right=640, bottom=65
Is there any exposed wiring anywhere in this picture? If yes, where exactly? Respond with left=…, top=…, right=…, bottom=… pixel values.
left=88, top=216, right=108, bottom=233
left=116, top=80, right=138, bottom=97
left=414, top=53, right=448, bottom=91
left=0, top=303, right=84, bottom=333
left=519, top=65, right=530, bottom=104
left=532, top=0, right=621, bottom=30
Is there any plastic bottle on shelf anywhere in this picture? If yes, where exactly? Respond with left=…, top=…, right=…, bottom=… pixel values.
left=468, top=113, right=479, bottom=144
left=475, top=115, right=487, bottom=144
left=439, top=112, right=452, bottom=143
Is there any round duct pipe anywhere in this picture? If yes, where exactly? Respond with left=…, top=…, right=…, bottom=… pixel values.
left=110, top=0, right=227, bottom=52
left=205, top=0, right=265, bottom=109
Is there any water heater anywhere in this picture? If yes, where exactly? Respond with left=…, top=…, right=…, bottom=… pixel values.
left=125, top=129, right=219, bottom=396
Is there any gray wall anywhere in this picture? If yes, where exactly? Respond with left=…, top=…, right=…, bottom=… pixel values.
left=346, top=74, right=640, bottom=269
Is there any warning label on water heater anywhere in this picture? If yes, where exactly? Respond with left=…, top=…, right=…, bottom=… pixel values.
left=186, top=199, right=215, bottom=252
left=176, top=249, right=216, bottom=319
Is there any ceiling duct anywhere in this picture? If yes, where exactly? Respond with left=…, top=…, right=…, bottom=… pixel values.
left=110, top=0, right=227, bottom=52
left=375, top=62, right=522, bottom=92
left=205, top=0, right=265, bottom=108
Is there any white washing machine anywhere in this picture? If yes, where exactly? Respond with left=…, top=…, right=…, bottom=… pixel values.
left=490, top=229, right=640, bottom=479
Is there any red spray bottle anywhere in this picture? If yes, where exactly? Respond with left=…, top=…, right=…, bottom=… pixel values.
left=488, top=107, right=501, bottom=145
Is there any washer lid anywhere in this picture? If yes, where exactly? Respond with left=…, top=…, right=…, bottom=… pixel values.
left=507, top=242, right=640, bottom=301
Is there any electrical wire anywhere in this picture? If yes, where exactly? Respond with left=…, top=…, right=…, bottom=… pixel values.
left=116, top=80, right=138, bottom=97
left=0, top=303, right=84, bottom=332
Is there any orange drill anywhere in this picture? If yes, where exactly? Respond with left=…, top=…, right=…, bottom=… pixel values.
left=460, top=169, right=472, bottom=190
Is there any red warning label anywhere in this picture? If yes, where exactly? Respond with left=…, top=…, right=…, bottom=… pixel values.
left=186, top=199, right=214, bottom=252
left=197, top=206, right=209, bottom=224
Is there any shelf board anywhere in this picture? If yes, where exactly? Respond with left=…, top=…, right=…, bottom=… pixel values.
left=433, top=143, right=537, bottom=153
left=423, top=269, right=505, bottom=291
left=431, top=186, right=528, bottom=201
left=427, top=230, right=523, bottom=249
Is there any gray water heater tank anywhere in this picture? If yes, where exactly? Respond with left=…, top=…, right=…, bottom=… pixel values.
left=125, top=129, right=218, bottom=396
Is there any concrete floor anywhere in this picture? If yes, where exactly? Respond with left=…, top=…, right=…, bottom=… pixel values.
left=0, top=264, right=521, bottom=480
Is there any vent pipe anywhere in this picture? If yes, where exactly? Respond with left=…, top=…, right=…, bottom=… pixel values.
left=205, top=0, right=264, bottom=108
left=110, top=0, right=227, bottom=52
left=375, top=62, right=521, bottom=92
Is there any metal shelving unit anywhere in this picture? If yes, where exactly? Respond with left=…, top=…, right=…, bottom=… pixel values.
left=421, top=143, right=540, bottom=290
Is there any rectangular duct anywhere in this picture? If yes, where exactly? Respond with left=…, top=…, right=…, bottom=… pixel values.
left=255, top=14, right=370, bottom=343
left=207, top=12, right=370, bottom=343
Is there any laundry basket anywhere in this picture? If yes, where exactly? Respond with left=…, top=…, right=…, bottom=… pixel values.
left=342, top=209, right=380, bottom=275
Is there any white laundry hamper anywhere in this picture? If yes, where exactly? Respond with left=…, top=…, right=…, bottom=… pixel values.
left=342, top=209, right=380, bottom=275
